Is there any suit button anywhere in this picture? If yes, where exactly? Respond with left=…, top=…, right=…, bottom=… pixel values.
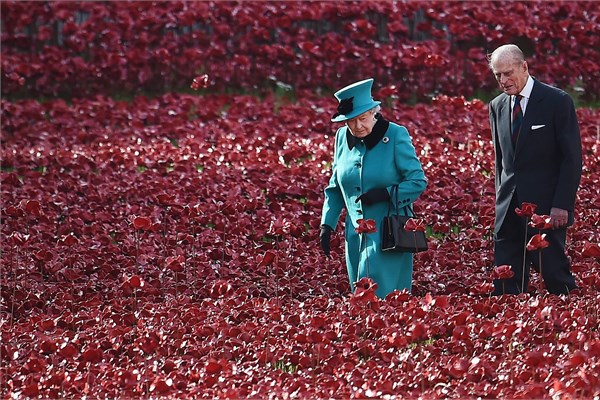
left=356, top=187, right=361, bottom=191
left=357, top=210, right=363, bottom=215
left=355, top=163, right=361, bottom=168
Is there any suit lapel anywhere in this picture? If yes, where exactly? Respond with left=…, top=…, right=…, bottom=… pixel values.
left=497, top=95, right=515, bottom=159
left=515, top=81, right=544, bottom=157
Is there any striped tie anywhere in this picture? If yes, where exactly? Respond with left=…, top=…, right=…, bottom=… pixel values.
left=511, top=94, right=523, bottom=145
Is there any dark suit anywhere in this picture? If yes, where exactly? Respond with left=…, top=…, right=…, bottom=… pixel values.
left=489, top=79, right=582, bottom=294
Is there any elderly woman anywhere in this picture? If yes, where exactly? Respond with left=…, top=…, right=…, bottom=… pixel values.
left=320, top=78, right=427, bottom=298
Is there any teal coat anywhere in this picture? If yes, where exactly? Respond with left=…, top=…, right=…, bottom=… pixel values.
left=321, top=116, right=427, bottom=298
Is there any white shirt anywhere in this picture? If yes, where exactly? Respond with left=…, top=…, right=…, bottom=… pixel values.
left=512, top=75, right=534, bottom=117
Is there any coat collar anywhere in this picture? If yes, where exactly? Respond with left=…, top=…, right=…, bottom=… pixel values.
left=346, top=114, right=390, bottom=150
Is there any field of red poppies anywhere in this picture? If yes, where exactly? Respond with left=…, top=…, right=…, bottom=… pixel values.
left=2, top=1, right=600, bottom=399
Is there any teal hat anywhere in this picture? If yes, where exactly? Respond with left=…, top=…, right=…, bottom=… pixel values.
left=331, top=78, right=381, bottom=122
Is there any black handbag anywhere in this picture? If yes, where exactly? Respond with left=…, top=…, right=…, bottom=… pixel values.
left=381, top=186, right=428, bottom=253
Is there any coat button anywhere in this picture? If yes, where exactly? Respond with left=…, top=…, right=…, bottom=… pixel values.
left=355, top=163, right=361, bottom=168
left=357, top=210, right=363, bottom=215
left=356, top=187, right=361, bottom=191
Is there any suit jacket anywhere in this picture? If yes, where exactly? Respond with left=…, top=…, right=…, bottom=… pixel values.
left=489, top=79, right=582, bottom=234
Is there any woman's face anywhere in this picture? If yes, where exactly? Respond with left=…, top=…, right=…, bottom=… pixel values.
left=346, top=109, right=376, bottom=138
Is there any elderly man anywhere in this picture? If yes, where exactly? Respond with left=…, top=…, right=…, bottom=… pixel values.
left=487, top=44, right=582, bottom=295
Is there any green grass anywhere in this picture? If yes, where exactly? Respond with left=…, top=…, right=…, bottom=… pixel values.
left=5, top=82, right=599, bottom=109
left=426, top=224, right=460, bottom=240
left=408, top=337, right=437, bottom=349
left=272, top=359, right=298, bottom=373
left=32, top=166, right=47, bottom=174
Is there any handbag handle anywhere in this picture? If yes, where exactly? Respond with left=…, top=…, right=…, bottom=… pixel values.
left=386, top=185, right=399, bottom=217
left=387, top=185, right=417, bottom=218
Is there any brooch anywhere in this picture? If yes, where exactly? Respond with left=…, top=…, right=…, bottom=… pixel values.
left=382, top=137, right=389, bottom=143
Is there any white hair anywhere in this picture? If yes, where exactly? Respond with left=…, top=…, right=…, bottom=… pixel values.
left=488, top=44, right=525, bottom=68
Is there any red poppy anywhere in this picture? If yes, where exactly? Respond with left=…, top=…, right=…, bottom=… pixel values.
left=268, top=219, right=291, bottom=236
left=469, top=282, right=495, bottom=295
left=404, top=218, right=426, bottom=232
left=257, top=250, right=277, bottom=268
left=7, top=232, right=29, bottom=246
left=33, top=249, right=53, bottom=261
left=492, top=264, right=515, bottom=280
left=165, top=255, right=184, bottom=272
left=132, top=216, right=152, bottom=230
left=156, top=193, right=175, bottom=206
left=377, top=85, right=398, bottom=98
left=527, top=234, right=550, bottom=251
left=191, top=74, right=209, bottom=90
left=355, top=219, right=377, bottom=234
left=350, top=277, right=379, bottom=307
left=582, top=243, right=600, bottom=258
left=128, top=275, right=144, bottom=288
left=4, top=206, right=24, bottom=217
left=354, top=277, right=377, bottom=291
left=515, top=202, right=537, bottom=217
left=60, top=234, right=78, bottom=247
left=19, top=199, right=42, bottom=217
left=529, top=214, right=551, bottom=230
left=209, top=280, right=234, bottom=299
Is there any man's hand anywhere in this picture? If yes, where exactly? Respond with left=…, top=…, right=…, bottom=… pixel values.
left=550, top=207, right=568, bottom=229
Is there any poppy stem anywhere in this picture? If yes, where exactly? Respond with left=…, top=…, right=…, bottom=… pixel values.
left=539, top=249, right=543, bottom=293
left=10, top=248, right=18, bottom=327
left=133, top=287, right=137, bottom=328
left=360, top=234, right=370, bottom=280
left=70, top=248, right=75, bottom=315
left=274, top=238, right=280, bottom=306
left=521, top=219, right=529, bottom=293
left=135, top=229, right=140, bottom=275
left=162, top=208, right=168, bottom=299
left=287, top=239, right=294, bottom=299
left=191, top=221, right=196, bottom=260
left=222, top=224, right=226, bottom=262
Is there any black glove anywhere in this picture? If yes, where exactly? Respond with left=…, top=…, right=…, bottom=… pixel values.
left=319, top=224, right=333, bottom=256
left=355, top=188, right=390, bottom=206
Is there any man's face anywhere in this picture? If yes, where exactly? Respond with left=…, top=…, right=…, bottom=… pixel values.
left=491, top=57, right=529, bottom=96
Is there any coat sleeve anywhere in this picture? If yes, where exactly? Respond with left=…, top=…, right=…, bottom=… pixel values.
left=393, top=126, right=427, bottom=204
left=321, top=128, right=346, bottom=229
left=489, top=102, right=503, bottom=193
left=552, top=93, right=582, bottom=211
